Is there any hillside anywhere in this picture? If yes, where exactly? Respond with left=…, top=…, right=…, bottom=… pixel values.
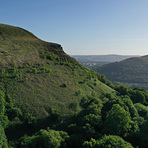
left=1, top=24, right=148, bottom=148
left=97, top=55, right=148, bottom=88
left=0, top=24, right=115, bottom=118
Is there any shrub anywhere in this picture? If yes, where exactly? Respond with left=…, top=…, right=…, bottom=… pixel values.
left=19, top=129, right=69, bottom=148
left=83, top=135, right=134, bottom=148
left=50, top=108, right=60, bottom=122
left=6, top=107, right=22, bottom=120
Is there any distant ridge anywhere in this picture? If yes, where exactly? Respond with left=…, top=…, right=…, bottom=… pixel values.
left=97, top=54, right=148, bottom=88
left=71, top=54, right=139, bottom=63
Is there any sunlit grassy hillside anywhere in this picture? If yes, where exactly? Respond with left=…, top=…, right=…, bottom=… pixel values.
left=0, top=24, right=115, bottom=118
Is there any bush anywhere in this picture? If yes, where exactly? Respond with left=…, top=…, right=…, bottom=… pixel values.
left=0, top=124, right=8, bottom=148
left=6, top=107, right=22, bottom=120
left=24, top=113, right=36, bottom=126
left=69, top=100, right=80, bottom=113
left=103, top=104, right=139, bottom=137
left=19, top=128, right=69, bottom=148
left=0, top=91, right=5, bottom=115
left=83, top=135, right=134, bottom=148
left=50, top=108, right=60, bottom=122
left=134, top=103, right=148, bottom=118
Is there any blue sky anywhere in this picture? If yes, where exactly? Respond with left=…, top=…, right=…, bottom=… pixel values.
left=1, top=0, right=148, bottom=55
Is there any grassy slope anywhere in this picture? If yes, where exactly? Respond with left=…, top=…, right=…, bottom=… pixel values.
left=0, top=24, right=115, bottom=118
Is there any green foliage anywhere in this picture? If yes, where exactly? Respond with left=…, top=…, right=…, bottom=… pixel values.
left=134, top=103, right=148, bottom=118
left=69, top=100, right=80, bottom=113
left=24, top=113, right=36, bottom=126
left=133, top=116, right=145, bottom=127
left=115, top=84, right=129, bottom=95
left=32, top=68, right=37, bottom=74
left=101, top=96, right=127, bottom=119
left=99, top=74, right=112, bottom=87
left=130, top=90, right=146, bottom=104
left=19, top=128, right=69, bottom=148
left=140, top=117, right=148, bottom=147
left=41, top=51, right=59, bottom=61
left=0, top=91, right=5, bottom=115
left=5, top=94, right=13, bottom=108
left=123, top=96, right=139, bottom=118
left=6, top=107, right=22, bottom=120
left=83, top=114, right=102, bottom=129
left=83, top=135, right=133, bottom=148
left=0, top=115, right=9, bottom=128
left=5, top=94, right=22, bottom=120
left=0, top=124, right=8, bottom=148
left=80, top=96, right=103, bottom=115
left=80, top=96, right=90, bottom=108
left=103, top=104, right=139, bottom=137
left=82, top=123, right=95, bottom=139
left=50, top=108, right=60, bottom=122
left=75, top=90, right=81, bottom=96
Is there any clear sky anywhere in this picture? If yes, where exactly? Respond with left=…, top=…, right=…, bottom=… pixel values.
left=1, top=0, right=148, bottom=55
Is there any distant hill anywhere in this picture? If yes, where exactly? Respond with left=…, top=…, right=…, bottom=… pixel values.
left=71, top=54, right=138, bottom=63
left=97, top=55, right=148, bottom=88
left=71, top=54, right=139, bottom=69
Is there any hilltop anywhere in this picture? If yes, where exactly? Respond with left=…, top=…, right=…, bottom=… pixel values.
left=97, top=55, right=148, bottom=88
left=0, top=24, right=70, bottom=66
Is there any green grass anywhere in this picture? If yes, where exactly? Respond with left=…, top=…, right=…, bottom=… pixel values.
left=2, top=62, right=114, bottom=118
left=0, top=24, right=116, bottom=119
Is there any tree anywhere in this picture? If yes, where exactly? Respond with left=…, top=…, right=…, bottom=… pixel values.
left=83, top=114, right=102, bottom=129
left=115, top=85, right=129, bottom=95
left=130, top=90, right=146, bottom=104
left=134, top=103, right=148, bottom=119
left=140, top=117, right=148, bottom=147
left=103, top=104, right=138, bottom=137
left=19, top=128, right=69, bottom=148
left=50, top=108, right=60, bottom=122
left=6, top=107, right=22, bottom=120
left=69, top=100, right=80, bottom=114
left=0, top=91, right=5, bottom=115
left=83, top=135, right=133, bottom=148
left=82, top=123, right=95, bottom=139
left=123, top=96, right=139, bottom=118
left=0, top=124, right=8, bottom=148
left=87, top=97, right=103, bottom=115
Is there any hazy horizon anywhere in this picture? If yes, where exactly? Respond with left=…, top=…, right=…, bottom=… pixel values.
left=70, top=54, right=141, bottom=56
